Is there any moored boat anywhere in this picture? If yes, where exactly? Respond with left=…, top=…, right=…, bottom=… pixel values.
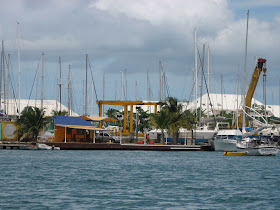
left=236, top=137, right=279, bottom=156
left=213, top=129, right=242, bottom=152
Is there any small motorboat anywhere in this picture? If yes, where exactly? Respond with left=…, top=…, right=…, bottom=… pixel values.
left=37, top=143, right=60, bottom=150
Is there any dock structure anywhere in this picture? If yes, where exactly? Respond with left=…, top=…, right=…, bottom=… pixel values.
left=45, top=142, right=204, bottom=151
left=0, top=141, right=214, bottom=151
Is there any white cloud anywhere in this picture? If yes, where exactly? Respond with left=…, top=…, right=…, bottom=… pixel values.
left=90, top=0, right=233, bottom=30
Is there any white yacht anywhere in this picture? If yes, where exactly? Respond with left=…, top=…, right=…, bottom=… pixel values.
left=213, top=129, right=242, bottom=152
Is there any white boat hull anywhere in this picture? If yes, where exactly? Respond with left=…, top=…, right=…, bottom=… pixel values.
left=237, top=147, right=279, bottom=156
left=214, top=139, right=237, bottom=152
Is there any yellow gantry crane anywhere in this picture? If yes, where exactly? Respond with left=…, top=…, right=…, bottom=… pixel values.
left=238, top=58, right=267, bottom=127
left=96, top=100, right=159, bottom=134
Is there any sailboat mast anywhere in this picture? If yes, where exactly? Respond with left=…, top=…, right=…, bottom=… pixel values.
left=236, top=65, right=240, bottom=129
left=194, top=28, right=198, bottom=118
left=7, top=54, right=10, bottom=116
left=0, top=41, right=3, bottom=113
left=199, top=44, right=205, bottom=126
left=16, top=22, right=21, bottom=118
left=59, top=56, right=62, bottom=112
left=207, top=45, right=210, bottom=118
left=135, top=80, right=138, bottom=101
left=159, top=61, right=162, bottom=102
left=85, top=54, right=88, bottom=116
left=2, top=41, right=6, bottom=115
left=221, top=74, right=223, bottom=116
left=242, top=10, right=249, bottom=133
left=41, top=53, right=44, bottom=110
left=120, top=70, right=123, bottom=101
left=125, top=69, right=127, bottom=100
left=103, top=72, right=105, bottom=116
left=68, top=64, right=71, bottom=115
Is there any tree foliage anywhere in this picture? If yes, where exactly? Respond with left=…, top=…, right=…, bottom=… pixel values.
left=151, top=97, right=196, bottom=144
left=16, top=106, right=48, bottom=141
left=52, top=110, right=68, bottom=116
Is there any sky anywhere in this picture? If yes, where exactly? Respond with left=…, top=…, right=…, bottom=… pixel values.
left=0, top=0, right=280, bottom=115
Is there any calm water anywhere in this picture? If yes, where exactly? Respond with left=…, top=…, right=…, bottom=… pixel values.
left=0, top=150, right=279, bottom=209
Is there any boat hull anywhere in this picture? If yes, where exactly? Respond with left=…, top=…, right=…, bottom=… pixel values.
left=214, top=139, right=237, bottom=152
left=237, top=147, right=279, bottom=156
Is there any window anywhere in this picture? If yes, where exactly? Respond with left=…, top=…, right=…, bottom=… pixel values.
left=67, top=128, right=72, bottom=134
left=77, top=129, right=84, bottom=135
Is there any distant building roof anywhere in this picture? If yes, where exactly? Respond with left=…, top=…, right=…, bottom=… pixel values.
left=3, top=99, right=78, bottom=117
left=53, top=115, right=94, bottom=127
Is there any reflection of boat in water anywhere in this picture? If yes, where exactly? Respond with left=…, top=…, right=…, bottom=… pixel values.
left=213, top=129, right=242, bottom=152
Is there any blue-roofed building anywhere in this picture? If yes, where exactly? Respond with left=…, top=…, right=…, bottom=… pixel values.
left=52, top=115, right=106, bottom=143
left=53, top=115, right=94, bottom=127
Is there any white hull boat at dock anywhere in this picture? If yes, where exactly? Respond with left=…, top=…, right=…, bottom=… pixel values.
left=213, top=129, right=242, bottom=152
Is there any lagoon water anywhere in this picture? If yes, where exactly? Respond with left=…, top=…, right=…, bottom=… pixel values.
left=0, top=150, right=279, bottom=209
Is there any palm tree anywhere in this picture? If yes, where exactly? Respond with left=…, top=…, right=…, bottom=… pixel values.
left=150, top=108, right=170, bottom=144
left=16, top=106, right=48, bottom=141
left=158, top=97, right=196, bottom=144
left=52, top=110, right=68, bottom=116
left=162, top=97, right=185, bottom=144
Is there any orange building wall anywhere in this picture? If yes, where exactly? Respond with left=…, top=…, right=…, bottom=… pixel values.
left=54, top=126, right=94, bottom=143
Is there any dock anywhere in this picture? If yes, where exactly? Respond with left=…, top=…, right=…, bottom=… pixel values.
left=45, top=142, right=211, bottom=151
left=0, top=142, right=213, bottom=151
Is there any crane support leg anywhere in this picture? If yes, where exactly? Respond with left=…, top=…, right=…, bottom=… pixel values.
left=124, top=105, right=127, bottom=133
left=98, top=103, right=102, bottom=128
left=130, top=105, right=133, bottom=133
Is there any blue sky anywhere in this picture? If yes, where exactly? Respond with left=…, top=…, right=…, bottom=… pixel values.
left=0, top=0, right=280, bottom=115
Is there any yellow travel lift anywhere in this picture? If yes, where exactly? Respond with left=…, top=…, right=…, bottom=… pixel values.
left=96, top=100, right=159, bottom=134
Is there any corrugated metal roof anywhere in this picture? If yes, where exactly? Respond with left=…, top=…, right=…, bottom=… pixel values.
left=53, top=115, right=93, bottom=126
